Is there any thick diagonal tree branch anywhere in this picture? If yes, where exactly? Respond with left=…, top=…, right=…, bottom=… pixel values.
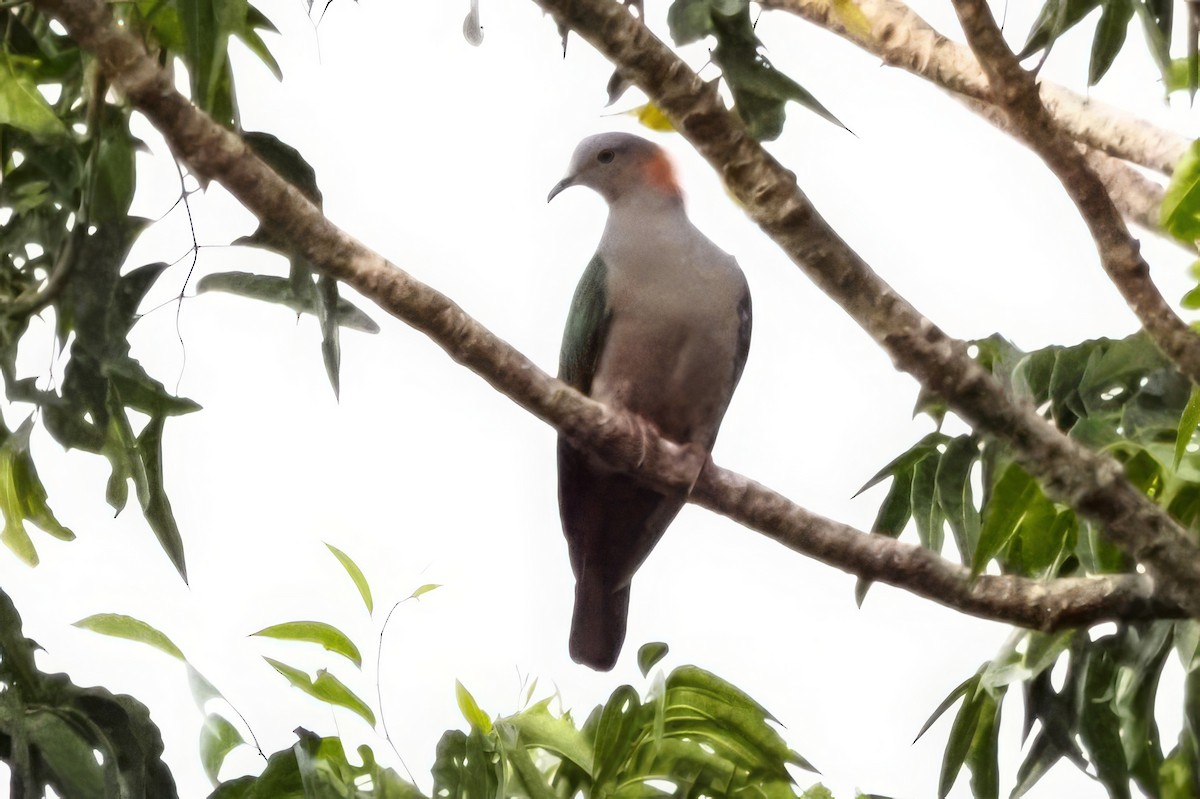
left=532, top=0, right=1200, bottom=615
left=948, top=0, right=1200, bottom=388
left=760, top=0, right=1189, bottom=177
left=31, top=0, right=1189, bottom=631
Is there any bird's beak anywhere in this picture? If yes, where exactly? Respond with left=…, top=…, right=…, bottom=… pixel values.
left=547, top=175, right=575, bottom=203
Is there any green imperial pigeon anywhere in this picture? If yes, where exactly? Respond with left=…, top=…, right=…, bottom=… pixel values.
left=547, top=132, right=752, bottom=671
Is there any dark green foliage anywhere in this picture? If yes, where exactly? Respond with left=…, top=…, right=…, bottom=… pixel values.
left=663, top=0, right=845, bottom=139
left=1018, top=0, right=1186, bottom=89
left=0, top=2, right=373, bottom=576
left=869, top=331, right=1200, bottom=797
left=0, top=586, right=176, bottom=798
left=204, top=132, right=379, bottom=400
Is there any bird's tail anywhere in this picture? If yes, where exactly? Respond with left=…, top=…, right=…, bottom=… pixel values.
left=570, top=576, right=630, bottom=672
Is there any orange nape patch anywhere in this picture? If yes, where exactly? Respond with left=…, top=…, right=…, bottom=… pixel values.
left=642, top=150, right=683, bottom=198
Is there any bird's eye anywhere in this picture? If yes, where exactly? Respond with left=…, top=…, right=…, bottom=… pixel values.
left=597, top=149, right=615, bottom=164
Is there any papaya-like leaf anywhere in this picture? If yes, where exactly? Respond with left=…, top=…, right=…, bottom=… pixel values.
left=938, top=674, right=984, bottom=798
left=973, top=464, right=1038, bottom=575
left=507, top=697, right=595, bottom=774
left=0, top=54, right=69, bottom=140
left=1162, top=139, right=1200, bottom=242
left=1176, top=386, right=1200, bottom=469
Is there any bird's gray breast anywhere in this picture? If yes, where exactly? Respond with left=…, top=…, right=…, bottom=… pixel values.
left=592, top=222, right=747, bottom=448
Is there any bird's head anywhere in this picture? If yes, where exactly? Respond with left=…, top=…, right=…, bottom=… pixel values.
left=547, top=132, right=682, bottom=205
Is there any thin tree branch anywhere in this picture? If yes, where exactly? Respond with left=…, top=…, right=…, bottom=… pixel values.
left=31, top=0, right=1192, bottom=630
left=949, top=0, right=1200, bottom=390
left=531, top=0, right=1200, bottom=615
left=693, top=463, right=1184, bottom=631
left=759, top=0, right=1188, bottom=176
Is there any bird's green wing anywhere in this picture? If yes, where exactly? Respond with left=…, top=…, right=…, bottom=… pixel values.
left=731, top=280, right=752, bottom=389
left=559, top=254, right=611, bottom=394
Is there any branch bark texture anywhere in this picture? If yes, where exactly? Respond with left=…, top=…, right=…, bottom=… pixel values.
left=534, top=0, right=1200, bottom=615
left=760, top=0, right=1189, bottom=176
left=30, top=0, right=1193, bottom=628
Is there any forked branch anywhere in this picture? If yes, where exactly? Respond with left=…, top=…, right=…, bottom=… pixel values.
left=29, top=0, right=1196, bottom=627
left=533, top=0, right=1200, bottom=615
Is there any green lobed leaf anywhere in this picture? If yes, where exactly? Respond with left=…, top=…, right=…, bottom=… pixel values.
left=507, top=697, right=595, bottom=774
left=251, top=620, right=362, bottom=668
left=935, top=435, right=981, bottom=565
left=1078, top=642, right=1132, bottom=799
left=856, top=466, right=913, bottom=605
left=0, top=589, right=177, bottom=798
left=0, top=54, right=70, bottom=140
left=1162, top=138, right=1200, bottom=242
left=965, top=689, right=1003, bottom=799
left=666, top=665, right=815, bottom=774
left=855, top=432, right=948, bottom=496
left=1015, top=500, right=1072, bottom=575
left=910, top=453, right=944, bottom=552
left=495, top=721, right=559, bottom=799
left=1176, top=386, right=1200, bottom=469
left=939, top=675, right=984, bottom=798
left=24, top=709, right=106, bottom=799
left=592, top=684, right=644, bottom=787
left=89, top=119, right=137, bottom=223
left=973, top=463, right=1038, bottom=575
left=325, top=542, right=374, bottom=614
left=431, top=728, right=502, bottom=798
left=73, top=613, right=185, bottom=660
left=915, top=672, right=977, bottom=743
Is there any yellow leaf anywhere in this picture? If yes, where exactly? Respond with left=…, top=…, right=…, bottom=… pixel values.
left=831, top=0, right=871, bottom=39
left=629, top=103, right=675, bottom=133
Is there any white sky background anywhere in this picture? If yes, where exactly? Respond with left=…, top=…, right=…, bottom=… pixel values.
left=2, top=0, right=1199, bottom=797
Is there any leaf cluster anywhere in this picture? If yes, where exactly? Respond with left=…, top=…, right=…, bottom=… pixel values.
left=0, top=0, right=376, bottom=579
left=0, top=587, right=175, bottom=798
left=664, top=0, right=845, bottom=140
left=63, top=548, right=824, bottom=799
left=591, top=0, right=845, bottom=140
left=1018, top=0, right=1192, bottom=92
left=865, top=331, right=1200, bottom=797
left=427, top=648, right=817, bottom=799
